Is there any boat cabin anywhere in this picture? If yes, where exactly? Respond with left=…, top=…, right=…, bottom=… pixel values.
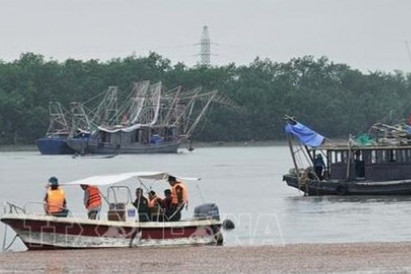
left=95, top=125, right=179, bottom=147
left=312, top=144, right=411, bottom=181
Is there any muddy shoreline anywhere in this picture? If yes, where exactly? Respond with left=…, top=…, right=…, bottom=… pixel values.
left=2, top=242, right=411, bottom=273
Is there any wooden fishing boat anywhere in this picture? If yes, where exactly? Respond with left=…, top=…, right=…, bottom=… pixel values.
left=283, top=116, right=411, bottom=196
left=1, top=172, right=226, bottom=250
left=83, top=125, right=183, bottom=154
left=66, top=82, right=220, bottom=155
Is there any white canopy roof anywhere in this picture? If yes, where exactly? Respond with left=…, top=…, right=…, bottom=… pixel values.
left=62, top=171, right=200, bottom=186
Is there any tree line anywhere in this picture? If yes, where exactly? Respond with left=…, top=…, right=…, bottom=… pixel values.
left=0, top=52, right=410, bottom=145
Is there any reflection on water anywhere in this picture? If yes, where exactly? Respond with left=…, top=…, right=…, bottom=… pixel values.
left=1, top=146, right=411, bottom=252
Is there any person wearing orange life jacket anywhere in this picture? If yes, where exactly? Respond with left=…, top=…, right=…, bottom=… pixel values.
left=167, top=175, right=188, bottom=221
left=80, top=184, right=102, bottom=220
left=147, top=190, right=163, bottom=222
left=43, top=176, right=68, bottom=217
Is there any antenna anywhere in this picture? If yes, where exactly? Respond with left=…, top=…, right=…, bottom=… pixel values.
left=199, top=26, right=211, bottom=66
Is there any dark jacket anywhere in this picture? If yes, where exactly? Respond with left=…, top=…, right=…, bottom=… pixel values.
left=133, top=196, right=149, bottom=222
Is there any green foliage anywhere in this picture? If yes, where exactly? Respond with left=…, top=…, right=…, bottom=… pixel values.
left=0, top=52, right=411, bottom=144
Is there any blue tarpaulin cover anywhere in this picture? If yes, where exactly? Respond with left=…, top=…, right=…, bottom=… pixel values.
left=285, top=122, right=325, bottom=147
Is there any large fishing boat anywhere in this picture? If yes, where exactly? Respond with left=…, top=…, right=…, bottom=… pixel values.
left=1, top=172, right=228, bottom=250
left=282, top=115, right=411, bottom=196
left=66, top=81, right=223, bottom=154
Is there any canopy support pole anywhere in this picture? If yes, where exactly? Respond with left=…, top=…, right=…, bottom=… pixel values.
left=287, top=134, right=304, bottom=195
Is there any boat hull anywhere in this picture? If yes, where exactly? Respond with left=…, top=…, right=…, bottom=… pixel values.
left=66, top=137, right=89, bottom=154
left=283, top=174, right=411, bottom=196
left=37, top=137, right=75, bottom=155
left=86, top=141, right=181, bottom=154
left=1, top=214, right=222, bottom=250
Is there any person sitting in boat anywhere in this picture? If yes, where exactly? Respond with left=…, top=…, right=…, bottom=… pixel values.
left=168, top=175, right=188, bottom=221
left=314, top=154, right=325, bottom=180
left=43, top=176, right=68, bottom=217
left=148, top=190, right=163, bottom=222
left=132, top=188, right=150, bottom=222
left=161, top=189, right=173, bottom=221
left=80, top=184, right=102, bottom=220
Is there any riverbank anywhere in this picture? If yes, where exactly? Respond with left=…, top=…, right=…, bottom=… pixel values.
left=1, top=242, right=411, bottom=273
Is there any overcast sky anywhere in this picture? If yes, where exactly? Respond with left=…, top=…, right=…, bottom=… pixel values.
left=1, top=0, right=411, bottom=72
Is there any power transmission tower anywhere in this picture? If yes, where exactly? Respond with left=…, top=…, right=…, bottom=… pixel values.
left=199, top=26, right=211, bottom=66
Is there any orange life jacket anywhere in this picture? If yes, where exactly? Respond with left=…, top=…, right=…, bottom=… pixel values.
left=171, top=181, right=188, bottom=205
left=148, top=195, right=162, bottom=216
left=46, top=188, right=65, bottom=214
left=86, top=186, right=102, bottom=209
left=148, top=195, right=162, bottom=208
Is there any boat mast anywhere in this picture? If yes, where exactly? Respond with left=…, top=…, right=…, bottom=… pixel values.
left=128, top=81, right=150, bottom=124
left=46, top=102, right=70, bottom=136
left=91, top=86, right=119, bottom=127
left=171, top=89, right=200, bottom=132
left=287, top=133, right=303, bottom=192
left=69, top=102, right=92, bottom=137
left=162, top=86, right=182, bottom=125
left=345, top=134, right=353, bottom=180
left=284, top=115, right=304, bottom=192
left=149, top=82, right=162, bottom=126
left=185, top=90, right=218, bottom=137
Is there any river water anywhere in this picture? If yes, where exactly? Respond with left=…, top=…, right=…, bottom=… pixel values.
left=1, top=145, right=411, bottom=251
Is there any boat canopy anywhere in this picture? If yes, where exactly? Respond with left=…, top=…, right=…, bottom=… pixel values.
left=62, top=171, right=200, bottom=186
left=285, top=121, right=325, bottom=147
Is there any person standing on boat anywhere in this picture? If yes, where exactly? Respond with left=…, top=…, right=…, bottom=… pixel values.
left=80, top=184, right=102, bottom=220
left=162, top=189, right=173, bottom=221
left=44, top=176, right=68, bottom=217
left=314, top=154, right=325, bottom=180
left=148, top=190, right=163, bottom=221
left=168, top=175, right=188, bottom=221
left=132, top=188, right=149, bottom=222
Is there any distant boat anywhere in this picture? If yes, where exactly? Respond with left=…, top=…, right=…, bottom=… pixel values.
left=282, top=115, right=411, bottom=196
left=37, top=102, right=74, bottom=155
left=84, top=125, right=182, bottom=154
left=67, top=81, right=219, bottom=154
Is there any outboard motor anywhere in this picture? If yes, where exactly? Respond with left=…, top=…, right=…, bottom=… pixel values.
left=193, top=203, right=220, bottom=221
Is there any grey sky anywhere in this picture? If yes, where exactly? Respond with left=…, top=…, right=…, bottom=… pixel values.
left=1, top=0, right=410, bottom=72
